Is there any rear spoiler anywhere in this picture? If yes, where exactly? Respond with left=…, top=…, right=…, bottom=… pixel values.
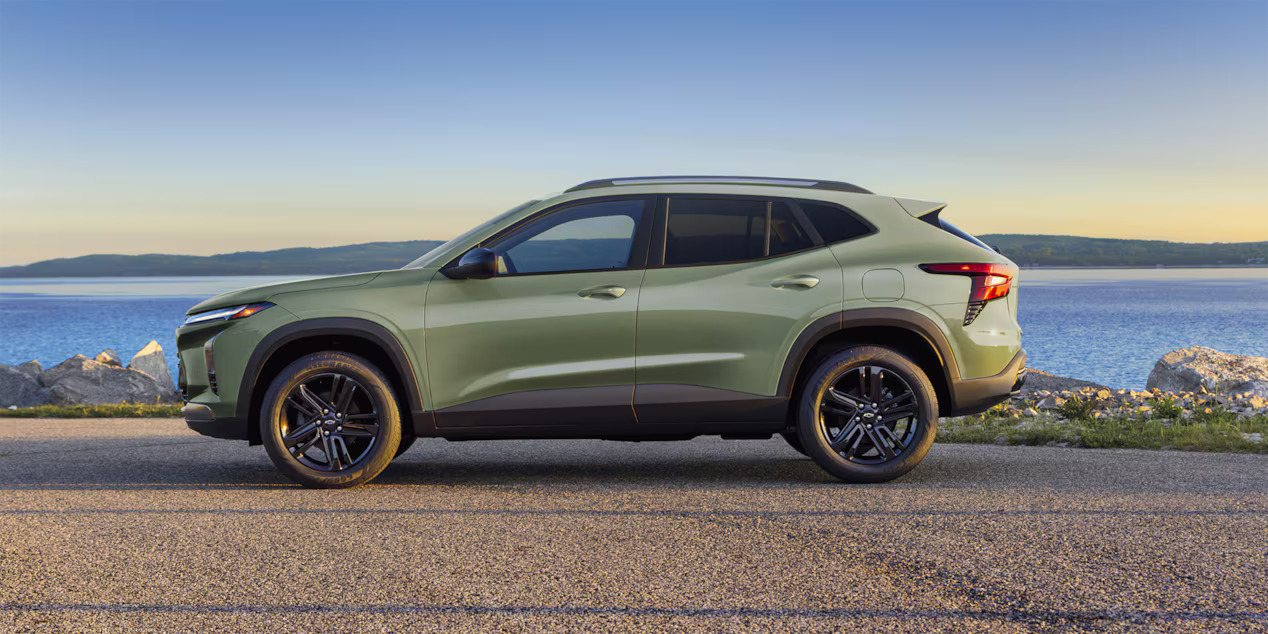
left=894, top=198, right=946, bottom=223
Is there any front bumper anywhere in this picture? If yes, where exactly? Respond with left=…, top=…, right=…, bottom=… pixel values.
left=945, top=349, right=1027, bottom=416
left=183, top=403, right=248, bottom=440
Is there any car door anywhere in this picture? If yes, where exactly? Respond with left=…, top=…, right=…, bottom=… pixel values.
left=424, top=196, right=653, bottom=428
left=634, top=195, right=845, bottom=423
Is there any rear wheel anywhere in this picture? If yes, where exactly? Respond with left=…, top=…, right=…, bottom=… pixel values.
left=797, top=345, right=937, bottom=483
left=261, top=352, right=401, bottom=489
left=394, top=435, right=416, bottom=458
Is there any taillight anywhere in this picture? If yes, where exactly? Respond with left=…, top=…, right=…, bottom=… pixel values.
left=920, top=263, right=1013, bottom=325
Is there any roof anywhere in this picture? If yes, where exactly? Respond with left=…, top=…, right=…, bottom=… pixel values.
left=565, top=175, right=873, bottom=195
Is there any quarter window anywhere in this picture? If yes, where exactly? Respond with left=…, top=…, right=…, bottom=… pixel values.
left=491, top=199, right=645, bottom=275
left=664, top=198, right=813, bottom=266
left=798, top=201, right=872, bottom=245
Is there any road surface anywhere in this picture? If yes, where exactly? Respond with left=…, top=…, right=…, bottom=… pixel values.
left=0, top=418, right=1264, bottom=631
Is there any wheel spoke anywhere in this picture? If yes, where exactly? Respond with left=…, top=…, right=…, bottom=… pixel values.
left=332, top=377, right=357, bottom=416
left=879, top=405, right=918, bottom=424
left=299, top=384, right=332, bottom=415
left=293, top=431, right=321, bottom=456
left=322, top=433, right=342, bottom=471
left=829, top=420, right=861, bottom=450
left=880, top=391, right=914, bottom=412
left=842, top=428, right=867, bottom=459
left=333, top=436, right=354, bottom=468
left=876, top=425, right=907, bottom=452
left=862, top=424, right=895, bottom=459
left=826, top=388, right=863, bottom=410
left=286, top=396, right=320, bottom=419
left=338, top=423, right=377, bottom=438
left=868, top=367, right=883, bottom=402
left=283, top=422, right=318, bottom=448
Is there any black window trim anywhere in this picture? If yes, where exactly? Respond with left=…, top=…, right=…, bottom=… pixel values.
left=786, top=199, right=877, bottom=247
left=648, top=194, right=874, bottom=269
left=442, top=194, right=656, bottom=278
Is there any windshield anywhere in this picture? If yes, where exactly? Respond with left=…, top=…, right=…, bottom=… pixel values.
left=403, top=200, right=539, bottom=269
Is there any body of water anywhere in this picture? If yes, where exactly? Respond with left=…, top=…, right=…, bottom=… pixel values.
left=1, top=270, right=1265, bottom=389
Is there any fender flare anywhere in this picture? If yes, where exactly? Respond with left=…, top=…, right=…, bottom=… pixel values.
left=236, top=317, right=426, bottom=426
left=776, top=307, right=960, bottom=403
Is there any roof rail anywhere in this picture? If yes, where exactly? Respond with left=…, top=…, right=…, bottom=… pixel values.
left=565, top=175, right=873, bottom=195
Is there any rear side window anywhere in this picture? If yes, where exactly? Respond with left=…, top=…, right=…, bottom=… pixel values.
left=664, top=198, right=813, bottom=266
left=798, top=201, right=872, bottom=244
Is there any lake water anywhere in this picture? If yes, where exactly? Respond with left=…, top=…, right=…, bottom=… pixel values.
left=1, top=270, right=1265, bottom=389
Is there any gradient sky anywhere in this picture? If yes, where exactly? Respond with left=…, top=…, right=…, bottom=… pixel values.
left=0, top=0, right=1265, bottom=266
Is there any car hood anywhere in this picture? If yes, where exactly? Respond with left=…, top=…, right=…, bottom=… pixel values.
left=186, top=271, right=383, bottom=315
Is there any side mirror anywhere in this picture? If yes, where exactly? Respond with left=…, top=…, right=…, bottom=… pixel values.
left=443, top=247, right=497, bottom=280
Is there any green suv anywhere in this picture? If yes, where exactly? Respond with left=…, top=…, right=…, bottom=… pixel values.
left=177, top=176, right=1025, bottom=488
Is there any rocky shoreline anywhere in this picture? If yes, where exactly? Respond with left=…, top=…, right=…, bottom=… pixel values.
left=991, top=347, right=1268, bottom=422
left=0, top=341, right=180, bottom=408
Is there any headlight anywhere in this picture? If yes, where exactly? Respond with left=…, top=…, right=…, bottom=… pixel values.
left=183, top=302, right=273, bottom=326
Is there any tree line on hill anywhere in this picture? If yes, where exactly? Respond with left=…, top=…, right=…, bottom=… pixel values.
left=0, top=235, right=1264, bottom=277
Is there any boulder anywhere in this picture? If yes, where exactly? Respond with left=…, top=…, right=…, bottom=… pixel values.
left=0, top=363, right=49, bottom=407
left=94, top=349, right=123, bottom=367
left=39, top=355, right=178, bottom=405
left=1146, top=347, right=1268, bottom=397
left=1018, top=368, right=1107, bottom=397
left=15, top=360, right=43, bottom=381
left=127, top=341, right=178, bottom=397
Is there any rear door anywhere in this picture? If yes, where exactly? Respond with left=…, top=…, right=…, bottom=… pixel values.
left=633, top=195, right=845, bottom=423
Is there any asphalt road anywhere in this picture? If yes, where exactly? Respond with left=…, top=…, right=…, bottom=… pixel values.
left=0, top=419, right=1265, bottom=632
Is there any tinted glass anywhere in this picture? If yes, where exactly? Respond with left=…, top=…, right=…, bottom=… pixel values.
left=665, top=198, right=815, bottom=266
left=799, top=201, right=872, bottom=245
left=768, top=203, right=814, bottom=255
left=492, top=199, right=644, bottom=274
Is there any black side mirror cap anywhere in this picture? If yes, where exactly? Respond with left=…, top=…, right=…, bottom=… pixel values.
left=443, top=247, right=497, bottom=280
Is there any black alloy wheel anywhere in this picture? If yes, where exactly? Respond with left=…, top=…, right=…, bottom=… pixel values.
left=281, top=373, right=380, bottom=472
left=261, top=352, right=401, bottom=488
left=798, top=345, right=937, bottom=483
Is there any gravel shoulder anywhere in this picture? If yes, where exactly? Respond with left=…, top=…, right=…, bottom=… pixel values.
left=0, top=418, right=1265, bottom=631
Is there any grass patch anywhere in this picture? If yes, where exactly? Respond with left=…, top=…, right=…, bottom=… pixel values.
left=0, top=403, right=183, bottom=418
left=939, top=411, right=1268, bottom=454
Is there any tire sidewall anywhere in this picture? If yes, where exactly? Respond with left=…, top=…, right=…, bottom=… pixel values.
left=798, top=345, right=938, bottom=483
left=261, top=352, right=402, bottom=489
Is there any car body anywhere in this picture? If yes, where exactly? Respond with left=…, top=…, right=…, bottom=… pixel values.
left=176, top=176, right=1025, bottom=487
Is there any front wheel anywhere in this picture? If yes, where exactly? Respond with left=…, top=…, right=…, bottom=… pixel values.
left=261, top=352, right=402, bottom=489
left=798, top=345, right=938, bottom=483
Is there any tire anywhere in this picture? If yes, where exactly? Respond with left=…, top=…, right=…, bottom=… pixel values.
left=780, top=431, right=809, bottom=456
left=261, top=352, right=402, bottom=489
left=394, top=435, right=416, bottom=458
left=797, top=345, right=938, bottom=483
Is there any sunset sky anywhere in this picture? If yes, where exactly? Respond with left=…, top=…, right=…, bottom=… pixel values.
left=0, top=0, right=1265, bottom=266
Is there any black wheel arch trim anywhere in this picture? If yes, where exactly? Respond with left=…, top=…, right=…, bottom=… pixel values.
left=778, top=307, right=1020, bottom=416
left=236, top=317, right=428, bottom=443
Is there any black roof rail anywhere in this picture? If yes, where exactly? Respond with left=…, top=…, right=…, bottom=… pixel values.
left=565, top=175, right=873, bottom=195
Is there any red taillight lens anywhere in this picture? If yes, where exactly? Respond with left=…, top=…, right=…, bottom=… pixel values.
left=920, top=263, right=1013, bottom=325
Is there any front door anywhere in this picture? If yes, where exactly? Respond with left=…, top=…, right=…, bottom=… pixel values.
left=424, top=196, right=653, bottom=428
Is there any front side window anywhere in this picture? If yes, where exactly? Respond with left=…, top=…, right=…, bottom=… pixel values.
left=490, top=199, right=646, bottom=275
left=664, top=198, right=814, bottom=266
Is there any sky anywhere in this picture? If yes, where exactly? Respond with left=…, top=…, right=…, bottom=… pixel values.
left=0, top=0, right=1265, bottom=266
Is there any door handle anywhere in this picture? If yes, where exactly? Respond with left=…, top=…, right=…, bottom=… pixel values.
left=770, top=275, right=820, bottom=289
left=578, top=285, right=626, bottom=299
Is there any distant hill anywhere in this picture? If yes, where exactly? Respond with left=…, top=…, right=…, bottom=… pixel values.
left=0, top=235, right=1264, bottom=277
left=978, top=234, right=1268, bottom=267
left=0, top=241, right=444, bottom=278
